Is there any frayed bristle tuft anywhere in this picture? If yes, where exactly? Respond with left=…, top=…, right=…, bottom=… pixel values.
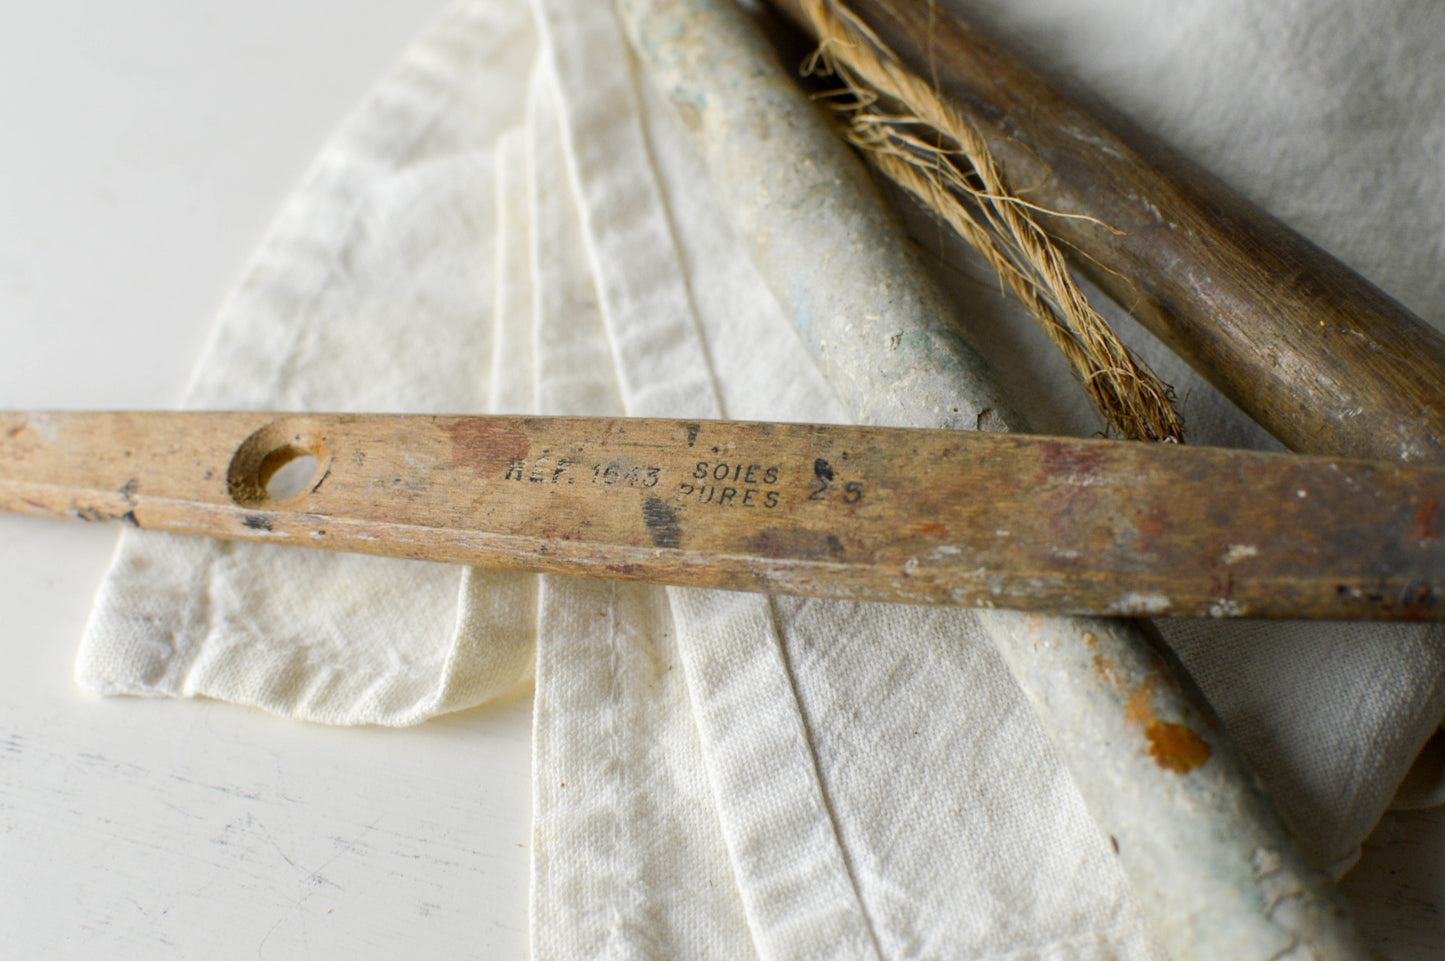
left=800, top=0, right=1185, bottom=442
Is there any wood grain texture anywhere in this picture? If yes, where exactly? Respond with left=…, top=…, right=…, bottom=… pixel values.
left=3, top=410, right=1443, bottom=621
left=769, top=0, right=1445, bottom=465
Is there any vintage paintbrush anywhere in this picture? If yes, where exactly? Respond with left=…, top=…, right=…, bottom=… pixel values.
left=768, top=0, right=1445, bottom=465
left=2, top=410, right=1440, bottom=622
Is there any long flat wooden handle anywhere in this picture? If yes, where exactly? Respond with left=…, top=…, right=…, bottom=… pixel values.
left=2, top=411, right=1441, bottom=620
left=768, top=0, right=1445, bottom=465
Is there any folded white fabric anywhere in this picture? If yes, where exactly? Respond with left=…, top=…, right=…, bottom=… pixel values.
left=77, top=0, right=540, bottom=725
left=76, top=1, right=1445, bottom=959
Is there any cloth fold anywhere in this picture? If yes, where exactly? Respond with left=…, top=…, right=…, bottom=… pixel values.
left=78, top=0, right=538, bottom=725
left=76, top=1, right=1445, bottom=958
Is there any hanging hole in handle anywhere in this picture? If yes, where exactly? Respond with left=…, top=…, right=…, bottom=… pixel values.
left=260, top=448, right=320, bottom=500
left=228, top=418, right=332, bottom=507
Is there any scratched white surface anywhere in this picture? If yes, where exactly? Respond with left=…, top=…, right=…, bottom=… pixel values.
left=0, top=3, right=531, bottom=959
left=0, top=2, right=1440, bottom=958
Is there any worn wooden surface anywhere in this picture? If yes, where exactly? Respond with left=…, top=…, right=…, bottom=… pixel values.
left=3, top=410, right=1443, bottom=621
left=769, top=0, right=1445, bottom=465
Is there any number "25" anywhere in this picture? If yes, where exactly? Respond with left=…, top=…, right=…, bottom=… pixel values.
left=809, top=458, right=863, bottom=504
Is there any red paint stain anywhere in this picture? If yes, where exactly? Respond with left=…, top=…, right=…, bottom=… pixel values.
left=440, top=419, right=530, bottom=477
left=1209, top=572, right=1236, bottom=601
left=750, top=529, right=846, bottom=562
left=1403, top=583, right=1436, bottom=620
left=1039, top=440, right=1105, bottom=486
left=915, top=522, right=948, bottom=537
left=1131, top=505, right=1171, bottom=540
left=1413, top=495, right=1440, bottom=542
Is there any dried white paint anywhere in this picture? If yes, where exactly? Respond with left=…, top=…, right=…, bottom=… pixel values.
left=1223, top=544, right=1259, bottom=564
left=21, top=413, right=62, bottom=444
left=1209, top=598, right=1245, bottom=618
left=1104, top=592, right=1172, bottom=615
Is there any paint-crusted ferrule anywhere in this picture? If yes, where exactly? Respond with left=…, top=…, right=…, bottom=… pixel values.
left=620, top=0, right=1382, bottom=957
left=991, top=610, right=1380, bottom=960
left=617, top=0, right=1018, bottom=436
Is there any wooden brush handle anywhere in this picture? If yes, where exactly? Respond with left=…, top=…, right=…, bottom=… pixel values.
left=769, top=0, right=1445, bottom=465
left=4, top=410, right=1444, bottom=621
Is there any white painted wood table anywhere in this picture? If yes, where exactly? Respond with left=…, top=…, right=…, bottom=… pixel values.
left=0, top=3, right=1438, bottom=958
left=0, top=4, right=531, bottom=957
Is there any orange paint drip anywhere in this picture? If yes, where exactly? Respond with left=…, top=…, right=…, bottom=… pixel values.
left=1145, top=721, right=1213, bottom=774
left=1090, top=652, right=1120, bottom=687
left=1124, top=676, right=1160, bottom=726
left=1123, top=674, right=1212, bottom=773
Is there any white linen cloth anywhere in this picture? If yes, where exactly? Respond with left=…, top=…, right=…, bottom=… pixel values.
left=76, top=1, right=1445, bottom=958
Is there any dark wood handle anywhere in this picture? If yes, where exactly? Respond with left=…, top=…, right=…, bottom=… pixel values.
left=769, top=0, right=1445, bottom=465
